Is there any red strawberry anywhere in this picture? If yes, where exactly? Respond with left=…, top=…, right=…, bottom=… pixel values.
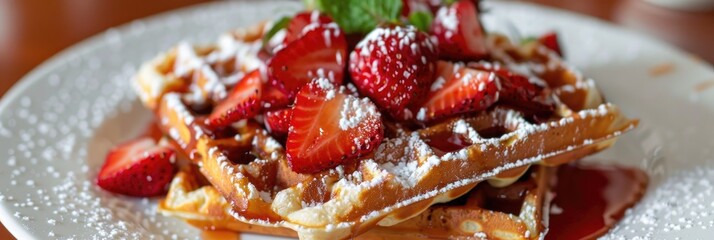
left=286, top=78, right=384, bottom=173
left=469, top=62, right=555, bottom=116
left=538, top=31, right=563, bottom=57
left=261, top=83, right=291, bottom=111
left=284, top=11, right=334, bottom=44
left=349, top=25, right=437, bottom=121
left=97, top=137, right=176, bottom=197
left=417, top=61, right=500, bottom=122
left=430, top=0, right=488, bottom=61
left=264, top=108, right=292, bottom=136
left=207, top=69, right=262, bottom=128
left=268, top=23, right=347, bottom=100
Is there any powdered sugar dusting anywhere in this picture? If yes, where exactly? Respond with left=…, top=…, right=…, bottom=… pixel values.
left=338, top=96, right=380, bottom=131
left=604, top=167, right=714, bottom=239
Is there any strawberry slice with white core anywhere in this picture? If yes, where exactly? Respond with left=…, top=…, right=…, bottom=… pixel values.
left=417, top=61, right=500, bottom=122
left=349, top=25, right=437, bottom=120
left=268, top=22, right=347, bottom=100
left=430, top=0, right=488, bottom=61
left=286, top=78, right=384, bottom=173
left=207, top=69, right=263, bottom=128
left=97, top=137, right=176, bottom=197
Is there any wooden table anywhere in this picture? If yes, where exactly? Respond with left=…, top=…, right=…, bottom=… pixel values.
left=0, top=0, right=712, bottom=238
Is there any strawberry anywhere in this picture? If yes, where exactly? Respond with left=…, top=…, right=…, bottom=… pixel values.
left=284, top=11, right=334, bottom=44
left=469, top=62, right=555, bottom=117
left=207, top=69, right=263, bottom=128
left=261, top=83, right=291, bottom=111
left=268, top=22, right=347, bottom=100
left=286, top=78, right=383, bottom=173
left=430, top=0, right=488, bottom=61
left=264, top=108, right=292, bottom=136
left=417, top=61, right=500, bottom=122
left=97, top=137, right=176, bottom=197
left=538, top=31, right=563, bottom=57
left=349, top=25, right=437, bottom=121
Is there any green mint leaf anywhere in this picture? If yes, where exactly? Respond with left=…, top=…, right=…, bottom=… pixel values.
left=314, top=0, right=403, bottom=34
left=262, top=16, right=291, bottom=46
left=408, top=11, right=433, bottom=32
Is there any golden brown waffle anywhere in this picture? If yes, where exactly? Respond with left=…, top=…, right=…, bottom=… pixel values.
left=134, top=22, right=637, bottom=239
left=161, top=165, right=555, bottom=239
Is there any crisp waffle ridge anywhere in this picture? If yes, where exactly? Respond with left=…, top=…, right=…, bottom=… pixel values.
left=160, top=165, right=555, bottom=239
left=133, top=21, right=638, bottom=239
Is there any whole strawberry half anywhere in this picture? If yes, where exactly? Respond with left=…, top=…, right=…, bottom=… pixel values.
left=286, top=78, right=384, bottom=173
left=268, top=22, right=347, bottom=100
left=97, top=137, right=176, bottom=197
left=284, top=11, right=334, bottom=45
left=264, top=108, right=292, bottom=137
left=417, top=61, right=500, bottom=122
left=430, top=0, right=488, bottom=61
left=207, top=69, right=263, bottom=128
left=349, top=25, right=437, bottom=121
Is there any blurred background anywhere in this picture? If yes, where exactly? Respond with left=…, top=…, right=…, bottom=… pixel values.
left=0, top=0, right=712, bottom=238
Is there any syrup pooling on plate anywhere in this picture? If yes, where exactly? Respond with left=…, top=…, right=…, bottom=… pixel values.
left=546, top=163, right=648, bottom=240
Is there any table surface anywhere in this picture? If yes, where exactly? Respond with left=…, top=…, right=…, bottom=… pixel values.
left=0, top=0, right=712, bottom=238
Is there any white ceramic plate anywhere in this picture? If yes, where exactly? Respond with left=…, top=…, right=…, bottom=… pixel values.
left=1, top=0, right=713, bottom=239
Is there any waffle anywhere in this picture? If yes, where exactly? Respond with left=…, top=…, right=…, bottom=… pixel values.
left=160, top=165, right=555, bottom=239
left=133, top=21, right=638, bottom=239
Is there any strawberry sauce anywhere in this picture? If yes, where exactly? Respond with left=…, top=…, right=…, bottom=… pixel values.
left=546, top=163, right=648, bottom=240
left=425, top=131, right=472, bottom=155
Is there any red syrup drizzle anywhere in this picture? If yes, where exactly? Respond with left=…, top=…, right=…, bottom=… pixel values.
left=425, top=126, right=508, bottom=156
left=546, top=163, right=648, bottom=240
left=424, top=131, right=473, bottom=156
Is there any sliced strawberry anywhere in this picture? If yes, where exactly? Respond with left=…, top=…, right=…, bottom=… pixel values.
left=284, top=11, right=334, bottom=45
left=261, top=83, right=291, bottom=111
left=430, top=0, right=488, bottom=61
left=268, top=23, right=347, bottom=100
left=469, top=62, right=556, bottom=117
left=417, top=61, right=500, bottom=122
left=349, top=25, right=437, bottom=121
left=286, top=78, right=384, bottom=173
left=97, top=137, right=176, bottom=197
left=207, top=70, right=262, bottom=128
left=264, top=108, right=292, bottom=136
left=538, top=31, right=563, bottom=57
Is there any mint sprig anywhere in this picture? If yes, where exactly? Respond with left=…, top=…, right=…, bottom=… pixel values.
left=408, top=11, right=433, bottom=32
left=311, top=0, right=403, bottom=34
left=262, top=16, right=291, bottom=46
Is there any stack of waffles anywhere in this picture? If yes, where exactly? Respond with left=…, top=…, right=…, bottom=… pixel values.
left=130, top=15, right=637, bottom=240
